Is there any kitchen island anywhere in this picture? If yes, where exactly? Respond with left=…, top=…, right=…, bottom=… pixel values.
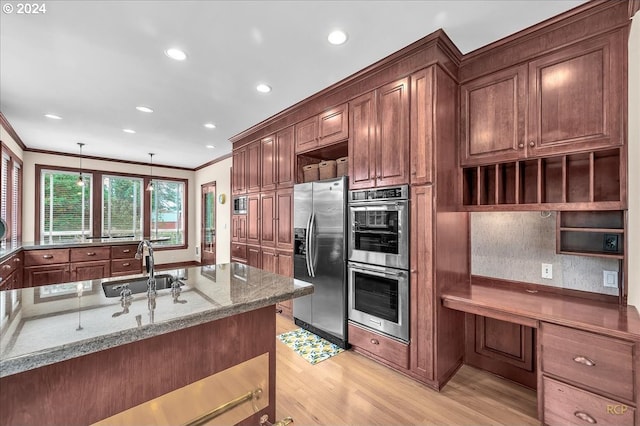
left=0, top=263, right=313, bottom=425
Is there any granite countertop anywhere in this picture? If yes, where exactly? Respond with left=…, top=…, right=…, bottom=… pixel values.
left=0, top=237, right=169, bottom=260
left=0, top=263, right=313, bottom=378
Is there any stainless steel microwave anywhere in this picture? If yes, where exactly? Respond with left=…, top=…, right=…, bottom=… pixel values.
left=233, top=195, right=247, bottom=214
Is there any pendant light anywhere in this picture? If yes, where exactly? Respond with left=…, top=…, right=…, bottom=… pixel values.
left=77, top=143, right=85, bottom=186
left=146, top=153, right=154, bottom=191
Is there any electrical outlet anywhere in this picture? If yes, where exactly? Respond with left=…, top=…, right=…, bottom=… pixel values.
left=603, top=270, right=618, bottom=288
left=541, top=263, right=553, bottom=279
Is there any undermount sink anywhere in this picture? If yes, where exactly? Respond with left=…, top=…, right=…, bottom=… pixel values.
left=102, top=274, right=183, bottom=297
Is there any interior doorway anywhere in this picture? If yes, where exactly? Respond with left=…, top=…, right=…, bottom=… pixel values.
left=201, top=182, right=216, bottom=265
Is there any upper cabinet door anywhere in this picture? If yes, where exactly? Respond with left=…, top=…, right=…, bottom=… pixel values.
left=232, top=147, right=246, bottom=194
left=276, top=126, right=295, bottom=188
left=460, top=65, right=527, bottom=166
left=410, top=67, right=434, bottom=185
left=295, top=115, right=318, bottom=153
left=349, top=91, right=377, bottom=189
left=377, top=77, right=410, bottom=187
left=261, top=134, right=276, bottom=191
left=247, top=140, right=262, bottom=193
left=318, top=103, right=348, bottom=146
left=528, top=30, right=624, bottom=157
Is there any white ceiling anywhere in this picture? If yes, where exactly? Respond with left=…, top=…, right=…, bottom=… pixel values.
left=0, top=0, right=586, bottom=169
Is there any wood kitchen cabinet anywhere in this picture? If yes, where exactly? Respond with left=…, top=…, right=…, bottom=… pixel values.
left=110, top=244, right=142, bottom=277
left=246, top=140, right=261, bottom=193
left=461, top=30, right=624, bottom=167
left=349, top=77, right=409, bottom=189
left=0, top=252, right=22, bottom=290
left=262, top=126, right=294, bottom=191
left=259, top=189, right=292, bottom=250
left=70, top=246, right=111, bottom=281
left=247, top=193, right=261, bottom=246
left=539, top=322, right=637, bottom=425
left=261, top=247, right=294, bottom=318
left=232, top=146, right=246, bottom=194
left=295, top=104, right=348, bottom=153
left=247, top=245, right=261, bottom=268
left=231, top=214, right=247, bottom=243
left=24, top=248, right=71, bottom=287
left=231, top=243, right=247, bottom=264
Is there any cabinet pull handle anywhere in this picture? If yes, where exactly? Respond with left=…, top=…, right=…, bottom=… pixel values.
left=518, top=143, right=524, bottom=148
left=122, top=263, right=131, bottom=267
left=87, top=252, right=96, bottom=256
left=529, top=140, right=535, bottom=147
left=370, top=338, right=379, bottom=345
left=43, top=254, right=54, bottom=259
left=573, top=356, right=596, bottom=366
left=574, top=411, right=596, bottom=424
left=122, top=249, right=131, bottom=253
left=13, top=258, right=20, bottom=263
left=2, top=265, right=11, bottom=270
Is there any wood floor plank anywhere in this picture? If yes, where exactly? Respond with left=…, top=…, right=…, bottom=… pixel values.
left=276, top=315, right=538, bottom=425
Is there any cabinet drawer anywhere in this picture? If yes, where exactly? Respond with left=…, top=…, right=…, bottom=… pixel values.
left=110, top=259, right=142, bottom=274
left=70, top=246, right=110, bottom=262
left=541, top=322, right=634, bottom=401
left=111, top=244, right=138, bottom=259
left=231, top=244, right=247, bottom=261
left=0, top=254, right=20, bottom=280
left=24, top=249, right=70, bottom=266
left=348, top=323, right=409, bottom=369
left=543, top=376, right=634, bottom=426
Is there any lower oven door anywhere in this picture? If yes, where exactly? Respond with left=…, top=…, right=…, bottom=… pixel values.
left=348, top=262, right=409, bottom=342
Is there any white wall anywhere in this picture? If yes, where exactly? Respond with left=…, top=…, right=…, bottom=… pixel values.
left=194, top=157, right=232, bottom=264
left=628, top=16, right=640, bottom=308
left=21, top=151, right=197, bottom=265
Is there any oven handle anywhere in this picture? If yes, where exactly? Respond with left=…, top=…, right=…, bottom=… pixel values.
left=349, top=265, right=406, bottom=279
left=349, top=201, right=407, bottom=211
left=308, top=212, right=316, bottom=277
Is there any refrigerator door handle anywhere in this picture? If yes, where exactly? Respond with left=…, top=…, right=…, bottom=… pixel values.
left=308, top=212, right=316, bottom=277
left=305, top=214, right=313, bottom=277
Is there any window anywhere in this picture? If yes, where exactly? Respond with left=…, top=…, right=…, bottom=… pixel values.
left=36, top=167, right=187, bottom=249
left=1, top=146, right=22, bottom=248
left=150, top=179, right=185, bottom=246
left=41, top=170, right=92, bottom=242
left=102, top=175, right=143, bottom=238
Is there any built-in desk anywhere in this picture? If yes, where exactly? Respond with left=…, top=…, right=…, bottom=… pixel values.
left=442, top=282, right=640, bottom=426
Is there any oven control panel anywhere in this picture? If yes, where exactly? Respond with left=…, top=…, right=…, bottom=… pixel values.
left=348, top=185, right=408, bottom=202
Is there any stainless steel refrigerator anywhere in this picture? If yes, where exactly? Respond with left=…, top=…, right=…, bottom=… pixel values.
left=293, top=176, right=348, bottom=348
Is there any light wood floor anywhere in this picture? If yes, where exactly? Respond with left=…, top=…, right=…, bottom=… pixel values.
left=276, top=315, right=538, bottom=425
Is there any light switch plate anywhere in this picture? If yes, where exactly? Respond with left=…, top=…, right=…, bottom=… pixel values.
left=542, top=263, right=553, bottom=279
left=603, top=270, right=618, bottom=288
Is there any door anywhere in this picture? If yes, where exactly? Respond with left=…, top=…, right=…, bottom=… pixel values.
left=349, top=91, right=377, bottom=189
left=376, top=77, right=410, bottom=187
left=293, top=182, right=313, bottom=323
left=201, top=182, right=216, bottom=265
left=310, top=177, right=346, bottom=339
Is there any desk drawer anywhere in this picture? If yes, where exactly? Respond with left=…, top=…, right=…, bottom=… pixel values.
left=70, top=246, right=110, bottom=262
left=540, top=322, right=634, bottom=401
left=24, top=249, right=70, bottom=266
left=348, top=323, right=409, bottom=369
left=543, top=376, right=634, bottom=426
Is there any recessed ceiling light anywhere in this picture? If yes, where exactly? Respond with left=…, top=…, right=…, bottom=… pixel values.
left=328, top=30, right=348, bottom=45
left=204, top=123, right=216, bottom=129
left=44, top=114, right=62, bottom=120
left=122, top=128, right=136, bottom=134
left=165, top=48, right=187, bottom=61
left=256, top=83, right=272, bottom=93
left=206, top=145, right=215, bottom=149
left=136, top=106, right=154, bottom=113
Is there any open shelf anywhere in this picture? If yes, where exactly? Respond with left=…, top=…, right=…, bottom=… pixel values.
left=296, top=141, right=348, bottom=184
left=557, top=210, right=625, bottom=259
left=462, top=148, right=623, bottom=210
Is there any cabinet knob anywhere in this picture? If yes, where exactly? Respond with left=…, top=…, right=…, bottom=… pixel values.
left=2, top=265, right=11, bottom=270
left=573, top=411, right=596, bottom=424
left=529, top=140, right=535, bottom=147
left=13, top=258, right=20, bottom=263
left=370, top=338, right=379, bottom=345
left=518, top=143, right=524, bottom=149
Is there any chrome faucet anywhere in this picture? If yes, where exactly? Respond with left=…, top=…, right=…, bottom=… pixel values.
left=135, top=240, right=156, bottom=296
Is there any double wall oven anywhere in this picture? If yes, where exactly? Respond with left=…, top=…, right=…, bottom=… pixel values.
left=347, top=185, right=410, bottom=342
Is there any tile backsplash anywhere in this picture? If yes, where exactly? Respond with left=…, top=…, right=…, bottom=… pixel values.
left=471, top=211, right=619, bottom=296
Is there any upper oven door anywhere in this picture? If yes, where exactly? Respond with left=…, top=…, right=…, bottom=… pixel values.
left=348, top=200, right=409, bottom=269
